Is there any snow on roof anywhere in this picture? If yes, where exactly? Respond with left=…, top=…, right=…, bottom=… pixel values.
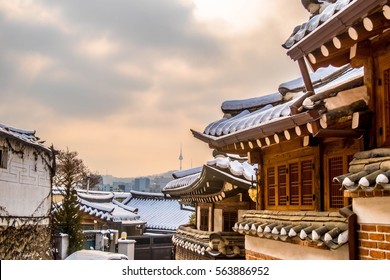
left=282, top=0, right=353, bottom=50
left=201, top=64, right=363, bottom=138
left=124, top=193, right=194, bottom=232
left=77, top=191, right=140, bottom=222
left=163, top=154, right=257, bottom=195
left=163, top=172, right=201, bottom=191
left=207, top=157, right=258, bottom=182
left=221, top=93, right=283, bottom=113
left=278, top=65, right=350, bottom=95
left=78, top=191, right=114, bottom=202
left=0, top=123, right=51, bottom=153
left=172, top=166, right=203, bottom=179
left=203, top=94, right=301, bottom=137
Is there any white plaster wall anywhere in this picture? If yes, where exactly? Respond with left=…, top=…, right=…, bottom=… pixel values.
left=353, top=197, right=390, bottom=224
left=245, top=235, right=349, bottom=260
left=0, top=144, right=51, bottom=221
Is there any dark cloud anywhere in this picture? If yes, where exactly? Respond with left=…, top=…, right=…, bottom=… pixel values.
left=0, top=0, right=224, bottom=121
left=42, top=0, right=220, bottom=55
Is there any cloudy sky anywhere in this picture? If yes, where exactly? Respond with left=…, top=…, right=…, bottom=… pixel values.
left=0, top=0, right=309, bottom=178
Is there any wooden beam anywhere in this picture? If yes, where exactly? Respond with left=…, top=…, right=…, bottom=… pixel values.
left=384, top=5, right=390, bottom=20
left=313, top=129, right=364, bottom=138
left=352, top=111, right=373, bottom=130
left=298, top=57, right=314, bottom=94
left=308, top=50, right=351, bottom=71
left=295, top=125, right=310, bottom=137
left=333, top=32, right=357, bottom=50
left=320, top=41, right=339, bottom=57
left=256, top=139, right=263, bottom=148
left=320, top=99, right=368, bottom=129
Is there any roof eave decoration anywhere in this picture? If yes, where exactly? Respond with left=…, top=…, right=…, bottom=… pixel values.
left=286, top=0, right=389, bottom=67
left=191, top=109, right=322, bottom=153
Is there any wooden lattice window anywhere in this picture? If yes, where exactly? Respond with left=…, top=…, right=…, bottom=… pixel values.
left=289, top=163, right=299, bottom=206
left=265, top=157, right=314, bottom=210
left=199, top=208, right=209, bottom=231
left=223, top=211, right=237, bottom=232
left=267, top=167, right=276, bottom=206
left=328, top=156, right=344, bottom=209
left=301, top=160, right=314, bottom=206
left=278, top=165, right=287, bottom=206
left=326, top=154, right=354, bottom=210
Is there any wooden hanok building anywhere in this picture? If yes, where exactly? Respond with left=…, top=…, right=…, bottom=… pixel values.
left=162, top=153, right=258, bottom=260
left=192, top=62, right=366, bottom=259
left=283, top=0, right=390, bottom=260
left=189, top=0, right=390, bottom=260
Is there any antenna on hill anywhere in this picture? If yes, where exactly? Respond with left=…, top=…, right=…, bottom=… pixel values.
left=179, top=144, right=183, bottom=170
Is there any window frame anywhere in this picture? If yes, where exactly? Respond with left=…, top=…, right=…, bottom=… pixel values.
left=222, top=211, right=238, bottom=232
left=199, top=208, right=209, bottom=231
left=264, top=155, right=315, bottom=211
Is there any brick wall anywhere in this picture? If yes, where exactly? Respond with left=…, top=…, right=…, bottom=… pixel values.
left=358, top=224, right=390, bottom=260
left=245, top=249, right=280, bottom=260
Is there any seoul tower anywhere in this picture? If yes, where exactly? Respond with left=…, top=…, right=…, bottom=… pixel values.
left=179, top=145, right=183, bottom=170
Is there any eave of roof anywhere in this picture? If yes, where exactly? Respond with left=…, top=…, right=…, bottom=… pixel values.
left=163, top=157, right=257, bottom=203
left=191, top=110, right=321, bottom=150
left=286, top=0, right=386, bottom=61
left=191, top=66, right=365, bottom=153
left=0, top=123, right=51, bottom=153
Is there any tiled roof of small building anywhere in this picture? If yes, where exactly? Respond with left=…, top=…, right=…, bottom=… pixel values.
left=77, top=191, right=142, bottom=223
left=234, top=210, right=348, bottom=250
left=163, top=154, right=257, bottom=204
left=173, top=225, right=245, bottom=258
left=0, top=123, right=51, bottom=153
left=123, top=191, right=194, bottom=232
left=334, top=148, right=390, bottom=193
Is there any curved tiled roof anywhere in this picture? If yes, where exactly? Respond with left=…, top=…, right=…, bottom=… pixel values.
left=234, top=210, right=348, bottom=250
left=194, top=65, right=365, bottom=149
left=77, top=191, right=141, bottom=222
left=284, top=0, right=388, bottom=63
left=163, top=172, right=201, bottom=192
left=124, top=192, right=194, bottom=232
left=207, top=156, right=258, bottom=181
left=334, top=148, right=390, bottom=192
left=162, top=155, right=257, bottom=199
left=204, top=98, right=297, bottom=137
left=283, top=0, right=353, bottom=50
